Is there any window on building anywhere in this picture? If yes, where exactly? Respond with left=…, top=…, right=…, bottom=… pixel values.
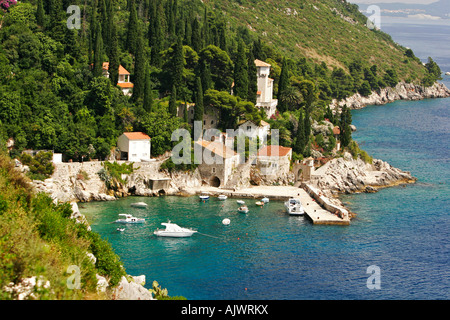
left=247, top=126, right=251, bottom=131
left=212, top=167, right=216, bottom=173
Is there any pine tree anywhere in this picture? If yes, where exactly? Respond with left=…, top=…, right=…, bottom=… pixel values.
left=126, top=0, right=139, bottom=55
left=93, top=24, right=104, bottom=78
left=36, top=0, right=45, bottom=28
left=169, top=85, right=177, bottom=117
left=233, top=39, right=248, bottom=100
left=278, top=57, right=290, bottom=113
left=132, top=31, right=146, bottom=102
left=194, top=77, right=204, bottom=122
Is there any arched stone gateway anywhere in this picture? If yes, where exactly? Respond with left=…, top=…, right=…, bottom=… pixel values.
left=210, top=176, right=221, bottom=187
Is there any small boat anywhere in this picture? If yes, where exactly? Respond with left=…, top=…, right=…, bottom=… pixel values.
left=115, top=214, right=146, bottom=224
left=199, top=194, right=210, bottom=200
left=445, top=72, right=450, bottom=76
left=255, top=201, right=264, bottom=206
left=131, top=202, right=148, bottom=208
left=284, top=198, right=305, bottom=216
left=261, top=197, right=269, bottom=203
left=236, top=200, right=245, bottom=205
left=153, top=221, right=197, bottom=238
left=218, top=195, right=228, bottom=200
left=117, top=228, right=125, bottom=232
left=238, top=206, right=249, bottom=213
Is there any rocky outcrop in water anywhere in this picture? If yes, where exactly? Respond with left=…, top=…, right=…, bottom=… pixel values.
left=310, top=152, right=416, bottom=195
left=330, top=81, right=450, bottom=110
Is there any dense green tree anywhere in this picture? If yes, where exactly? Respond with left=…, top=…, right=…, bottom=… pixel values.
left=294, top=111, right=306, bottom=155
left=126, top=0, right=138, bottom=55
left=247, top=48, right=257, bottom=104
left=193, top=77, right=204, bottom=122
left=233, top=39, right=248, bottom=100
left=277, top=57, right=290, bottom=113
left=339, top=105, right=352, bottom=148
left=143, top=64, right=153, bottom=113
left=93, top=24, right=104, bottom=78
left=36, top=0, right=45, bottom=28
left=169, top=85, right=177, bottom=117
left=132, top=30, right=146, bottom=102
left=108, top=23, right=120, bottom=86
left=199, top=45, right=233, bottom=92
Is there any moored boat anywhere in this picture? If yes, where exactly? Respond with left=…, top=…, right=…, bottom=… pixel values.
left=153, top=221, right=197, bottom=237
left=131, top=202, right=148, bottom=208
left=115, top=214, right=146, bottom=224
left=236, top=200, right=245, bottom=205
left=261, top=197, right=269, bottom=203
left=238, top=206, right=249, bottom=213
left=255, top=201, right=264, bottom=206
left=218, top=195, right=227, bottom=200
left=284, top=198, right=305, bottom=215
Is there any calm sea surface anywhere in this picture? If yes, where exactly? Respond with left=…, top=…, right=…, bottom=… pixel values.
left=80, top=22, right=449, bottom=300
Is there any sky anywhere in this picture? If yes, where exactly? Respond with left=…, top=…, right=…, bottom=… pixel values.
left=349, top=0, right=438, bottom=4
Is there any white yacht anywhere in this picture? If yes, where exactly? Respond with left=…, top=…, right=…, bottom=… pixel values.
left=131, top=202, right=148, bottom=208
left=153, top=221, right=197, bottom=238
left=115, top=214, right=146, bottom=224
left=284, top=198, right=305, bottom=215
left=218, top=195, right=228, bottom=200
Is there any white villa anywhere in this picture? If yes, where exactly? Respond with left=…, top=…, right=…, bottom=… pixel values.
left=237, top=120, right=271, bottom=145
left=256, top=145, right=292, bottom=178
left=255, top=59, right=278, bottom=118
left=102, top=62, right=134, bottom=96
left=117, top=132, right=151, bottom=162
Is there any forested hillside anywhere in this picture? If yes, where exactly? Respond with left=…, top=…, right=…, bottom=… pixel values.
left=0, top=0, right=440, bottom=162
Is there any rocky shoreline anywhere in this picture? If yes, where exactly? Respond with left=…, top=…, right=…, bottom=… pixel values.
left=329, top=81, right=450, bottom=110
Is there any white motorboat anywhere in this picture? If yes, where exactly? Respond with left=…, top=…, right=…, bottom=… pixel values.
left=261, top=197, right=269, bottom=203
left=284, top=198, right=305, bottom=215
left=153, top=221, right=197, bottom=237
left=199, top=194, right=210, bottom=200
left=445, top=71, right=450, bottom=76
left=131, top=202, right=148, bottom=208
left=115, top=214, right=146, bottom=224
left=117, top=228, right=125, bottom=232
left=237, top=200, right=245, bottom=205
left=255, top=201, right=264, bottom=206
left=218, top=195, right=228, bottom=200
left=238, top=206, right=249, bottom=213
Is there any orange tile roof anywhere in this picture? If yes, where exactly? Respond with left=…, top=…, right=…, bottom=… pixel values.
left=257, top=145, right=292, bottom=157
left=196, top=140, right=237, bottom=159
left=333, top=126, right=341, bottom=135
left=102, top=62, right=131, bottom=75
left=123, top=132, right=151, bottom=140
left=117, top=82, right=134, bottom=88
left=254, top=59, right=271, bottom=67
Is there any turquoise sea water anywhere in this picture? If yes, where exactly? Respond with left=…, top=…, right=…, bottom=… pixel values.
left=79, top=23, right=450, bottom=300
left=80, top=88, right=449, bottom=299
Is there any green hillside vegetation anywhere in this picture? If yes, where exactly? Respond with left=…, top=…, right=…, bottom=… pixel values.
left=0, top=152, right=126, bottom=299
left=0, top=0, right=440, bottom=163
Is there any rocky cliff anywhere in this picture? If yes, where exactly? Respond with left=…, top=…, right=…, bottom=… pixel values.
left=330, top=81, right=450, bottom=110
left=310, top=152, right=416, bottom=196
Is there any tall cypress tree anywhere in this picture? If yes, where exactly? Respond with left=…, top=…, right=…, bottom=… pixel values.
left=150, top=1, right=164, bottom=68
left=194, top=77, right=204, bottom=122
left=202, top=8, right=210, bottom=48
left=93, top=24, right=104, bottom=78
left=199, top=59, right=212, bottom=93
left=294, top=111, right=306, bottom=155
left=303, top=106, right=311, bottom=143
left=278, top=57, right=290, bottom=113
left=247, top=48, right=257, bottom=104
left=36, top=0, right=45, bottom=28
left=132, top=31, right=146, bottom=102
left=109, top=23, right=119, bottom=86
left=170, top=36, right=184, bottom=92
left=233, top=39, right=248, bottom=100
left=339, top=105, right=352, bottom=148
left=191, top=17, right=202, bottom=53
left=169, top=85, right=177, bottom=117
left=143, top=64, right=153, bottom=113
left=126, top=0, right=138, bottom=55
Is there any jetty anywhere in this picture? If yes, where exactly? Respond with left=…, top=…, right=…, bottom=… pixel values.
left=191, top=185, right=350, bottom=226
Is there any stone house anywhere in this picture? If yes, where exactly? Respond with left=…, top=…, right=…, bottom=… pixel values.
left=236, top=119, right=271, bottom=145
left=195, top=140, right=240, bottom=187
left=117, top=132, right=151, bottom=162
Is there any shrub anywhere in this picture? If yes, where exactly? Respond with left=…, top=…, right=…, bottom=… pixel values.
left=20, top=151, right=55, bottom=181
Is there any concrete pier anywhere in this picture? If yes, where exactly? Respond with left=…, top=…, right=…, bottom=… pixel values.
left=191, top=185, right=350, bottom=226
